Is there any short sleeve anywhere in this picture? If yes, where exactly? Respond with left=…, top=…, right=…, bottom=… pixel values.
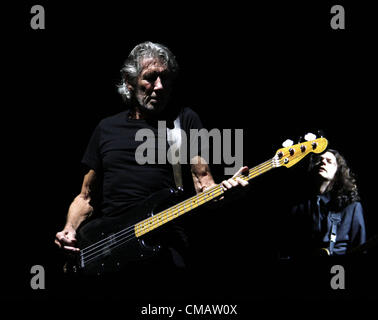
left=179, top=107, right=210, bottom=163
left=179, top=107, right=204, bottom=132
left=81, top=124, right=102, bottom=172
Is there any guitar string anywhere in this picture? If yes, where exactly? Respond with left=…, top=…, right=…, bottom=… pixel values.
left=80, top=157, right=275, bottom=256
left=80, top=141, right=323, bottom=265
left=81, top=159, right=284, bottom=263
left=80, top=181, right=223, bottom=255
left=80, top=139, right=321, bottom=256
left=81, top=161, right=273, bottom=263
left=82, top=146, right=323, bottom=266
left=81, top=183, right=229, bottom=265
left=80, top=158, right=275, bottom=256
left=80, top=142, right=323, bottom=267
left=82, top=171, right=259, bottom=266
left=82, top=184, right=229, bottom=266
left=80, top=180, right=225, bottom=254
left=80, top=159, right=277, bottom=265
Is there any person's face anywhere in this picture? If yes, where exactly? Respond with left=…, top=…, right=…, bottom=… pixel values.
left=317, top=151, right=338, bottom=181
left=129, top=57, right=173, bottom=115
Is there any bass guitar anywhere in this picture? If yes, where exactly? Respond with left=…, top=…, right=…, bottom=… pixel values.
left=68, top=136, right=328, bottom=275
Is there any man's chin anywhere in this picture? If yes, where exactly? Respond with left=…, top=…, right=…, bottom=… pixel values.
left=143, top=103, right=166, bottom=115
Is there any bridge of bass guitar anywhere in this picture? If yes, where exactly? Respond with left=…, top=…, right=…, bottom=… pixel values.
left=76, top=217, right=161, bottom=276
left=73, top=188, right=180, bottom=276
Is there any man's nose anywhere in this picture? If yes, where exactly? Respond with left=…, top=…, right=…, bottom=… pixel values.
left=154, top=77, right=164, bottom=90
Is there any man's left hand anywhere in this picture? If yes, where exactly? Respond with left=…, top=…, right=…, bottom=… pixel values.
left=221, top=166, right=249, bottom=191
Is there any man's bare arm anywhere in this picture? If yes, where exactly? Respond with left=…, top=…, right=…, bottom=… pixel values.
left=191, top=155, right=249, bottom=211
left=190, top=156, right=216, bottom=193
left=191, top=156, right=249, bottom=194
left=54, top=169, right=97, bottom=252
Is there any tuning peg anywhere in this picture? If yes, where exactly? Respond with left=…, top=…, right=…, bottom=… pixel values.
left=304, top=132, right=317, bottom=141
left=317, top=129, right=325, bottom=138
left=282, top=139, right=294, bottom=148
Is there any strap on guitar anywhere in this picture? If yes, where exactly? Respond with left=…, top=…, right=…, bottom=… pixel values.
left=166, top=116, right=183, bottom=190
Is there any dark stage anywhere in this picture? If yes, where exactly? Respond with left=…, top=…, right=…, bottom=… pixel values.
left=2, top=0, right=378, bottom=317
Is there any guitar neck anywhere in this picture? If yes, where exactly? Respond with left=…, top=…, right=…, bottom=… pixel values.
left=134, top=158, right=276, bottom=238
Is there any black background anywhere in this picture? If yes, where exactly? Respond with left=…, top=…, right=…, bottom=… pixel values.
left=2, top=0, right=378, bottom=316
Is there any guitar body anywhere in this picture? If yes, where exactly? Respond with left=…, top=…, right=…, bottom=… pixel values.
left=72, top=188, right=178, bottom=276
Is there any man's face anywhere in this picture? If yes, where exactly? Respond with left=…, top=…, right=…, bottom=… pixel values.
left=317, top=151, right=338, bottom=181
left=130, top=57, right=173, bottom=115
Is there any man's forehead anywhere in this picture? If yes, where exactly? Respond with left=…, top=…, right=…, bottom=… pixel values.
left=322, top=152, right=336, bottom=161
left=140, top=57, right=168, bottom=72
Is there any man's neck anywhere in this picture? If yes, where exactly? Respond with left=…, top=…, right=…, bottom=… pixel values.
left=129, top=108, right=146, bottom=120
left=319, top=180, right=331, bottom=194
left=134, top=110, right=144, bottom=120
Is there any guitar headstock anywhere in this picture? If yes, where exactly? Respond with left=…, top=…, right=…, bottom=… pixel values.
left=273, top=134, right=328, bottom=168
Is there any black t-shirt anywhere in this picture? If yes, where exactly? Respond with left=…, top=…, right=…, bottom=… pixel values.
left=81, top=107, right=204, bottom=217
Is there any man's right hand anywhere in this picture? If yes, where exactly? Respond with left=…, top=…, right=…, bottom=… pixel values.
left=55, top=226, right=80, bottom=252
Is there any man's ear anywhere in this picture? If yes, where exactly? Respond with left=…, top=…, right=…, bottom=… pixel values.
left=125, top=80, right=134, bottom=92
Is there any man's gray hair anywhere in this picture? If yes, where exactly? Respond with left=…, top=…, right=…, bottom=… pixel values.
left=117, top=41, right=179, bottom=103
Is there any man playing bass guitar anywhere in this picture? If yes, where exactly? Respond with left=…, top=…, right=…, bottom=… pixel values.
left=54, top=41, right=249, bottom=273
